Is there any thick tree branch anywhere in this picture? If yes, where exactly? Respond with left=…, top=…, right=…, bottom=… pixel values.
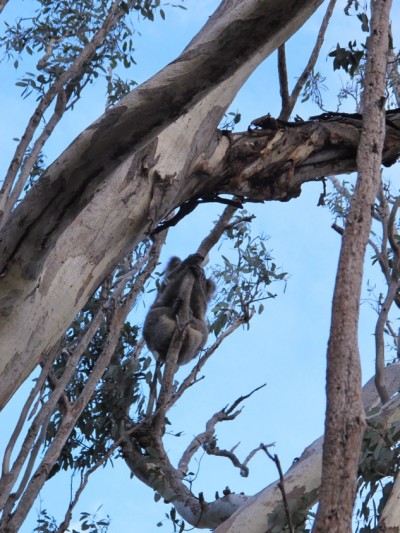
left=0, top=0, right=326, bottom=409
left=1, top=107, right=400, bottom=411
left=0, top=0, right=324, bottom=272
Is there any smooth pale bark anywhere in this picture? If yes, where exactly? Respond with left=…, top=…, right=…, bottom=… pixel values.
left=379, top=459, right=400, bottom=531
left=378, top=387, right=400, bottom=530
left=1, top=109, right=400, bottom=410
left=214, top=362, right=400, bottom=532
left=0, top=0, right=324, bottom=409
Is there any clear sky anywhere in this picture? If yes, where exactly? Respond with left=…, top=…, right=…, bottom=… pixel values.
left=1, top=1, right=400, bottom=531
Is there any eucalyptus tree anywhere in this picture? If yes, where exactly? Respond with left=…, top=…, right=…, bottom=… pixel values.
left=1, top=1, right=400, bottom=532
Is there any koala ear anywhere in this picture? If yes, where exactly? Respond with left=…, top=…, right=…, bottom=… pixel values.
left=165, top=256, right=182, bottom=273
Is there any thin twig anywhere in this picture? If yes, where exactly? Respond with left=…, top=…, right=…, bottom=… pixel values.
left=375, top=196, right=400, bottom=404
left=1, top=345, right=57, bottom=477
left=278, top=0, right=337, bottom=120
left=262, top=445, right=295, bottom=533
left=0, top=0, right=130, bottom=227
left=56, top=439, right=123, bottom=533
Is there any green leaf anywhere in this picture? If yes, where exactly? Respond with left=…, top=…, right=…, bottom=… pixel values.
left=357, top=12, right=369, bottom=32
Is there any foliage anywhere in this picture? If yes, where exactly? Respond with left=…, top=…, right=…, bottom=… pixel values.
left=220, top=110, right=241, bottom=131
left=210, top=211, right=287, bottom=337
left=2, top=0, right=138, bottom=100
left=45, top=248, right=153, bottom=476
left=44, top=210, right=285, bottom=475
left=34, top=507, right=110, bottom=532
left=157, top=507, right=185, bottom=532
left=355, top=421, right=400, bottom=531
left=329, top=41, right=365, bottom=77
left=0, top=0, right=177, bottom=213
left=301, top=69, right=327, bottom=110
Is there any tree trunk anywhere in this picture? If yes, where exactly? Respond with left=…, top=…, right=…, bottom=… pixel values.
left=313, top=1, right=392, bottom=530
left=0, top=0, right=325, bottom=409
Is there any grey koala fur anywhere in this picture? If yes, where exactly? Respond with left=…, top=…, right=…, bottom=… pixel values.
left=143, top=253, right=215, bottom=365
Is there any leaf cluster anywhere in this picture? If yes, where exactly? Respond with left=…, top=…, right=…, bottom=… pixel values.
left=220, top=110, right=241, bottom=131
left=355, top=421, right=400, bottom=531
left=301, top=69, right=327, bottom=111
left=210, top=211, right=287, bottom=337
left=325, top=179, right=353, bottom=223
left=34, top=507, right=110, bottom=532
left=328, top=2, right=370, bottom=80
left=329, top=41, right=365, bottom=78
left=157, top=506, right=185, bottom=531
left=0, top=0, right=163, bottom=103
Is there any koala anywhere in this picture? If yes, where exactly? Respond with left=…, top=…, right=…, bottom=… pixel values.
left=143, top=253, right=215, bottom=365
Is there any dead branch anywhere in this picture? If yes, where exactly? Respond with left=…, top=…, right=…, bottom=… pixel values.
left=242, top=442, right=276, bottom=470
left=178, top=385, right=265, bottom=477
left=262, top=445, right=295, bottom=533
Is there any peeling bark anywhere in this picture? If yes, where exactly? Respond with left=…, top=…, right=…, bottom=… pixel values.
left=0, top=0, right=326, bottom=408
left=1, top=108, right=400, bottom=410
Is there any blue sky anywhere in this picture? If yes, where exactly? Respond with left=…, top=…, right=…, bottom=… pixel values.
left=1, top=1, right=400, bottom=531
